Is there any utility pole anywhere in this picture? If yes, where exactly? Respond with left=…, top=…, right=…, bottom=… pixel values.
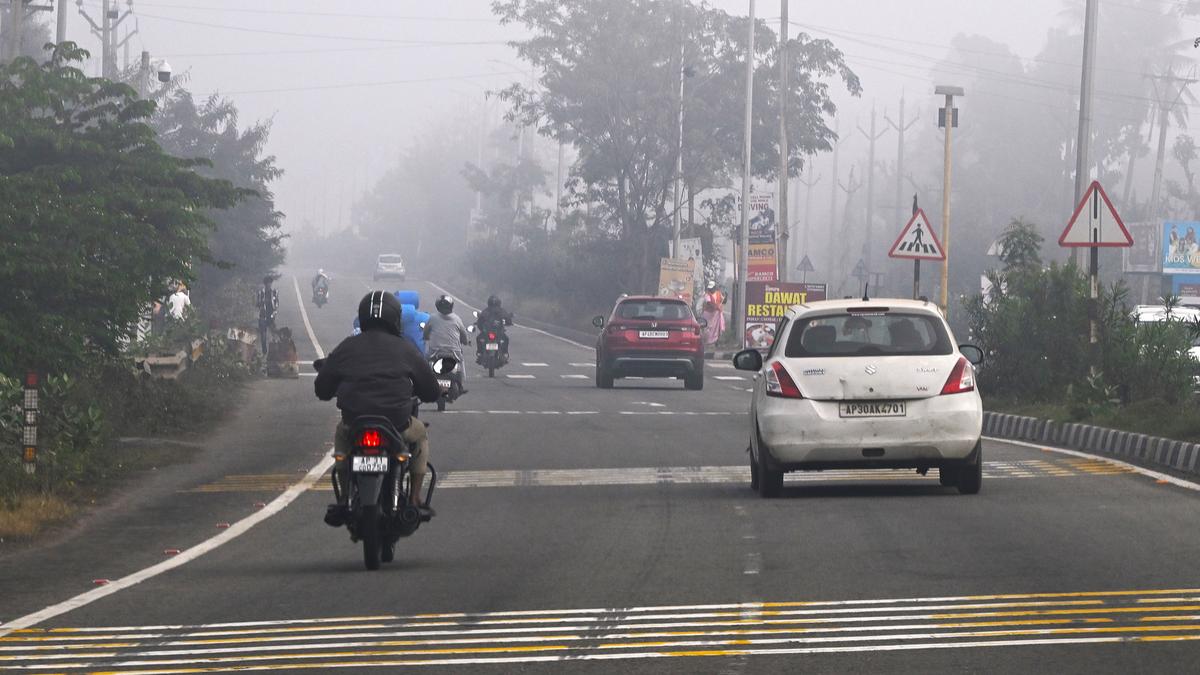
left=138, top=48, right=149, bottom=98
left=736, top=0, right=756, bottom=350
left=57, top=0, right=68, bottom=44
left=827, top=119, right=841, bottom=281
left=885, top=94, right=918, bottom=234
left=78, top=0, right=134, bottom=79
left=935, top=85, right=963, bottom=315
left=1071, top=0, right=1099, bottom=269
left=777, top=0, right=790, bottom=281
left=672, top=0, right=686, bottom=258
left=857, top=103, right=887, bottom=274
left=837, top=167, right=863, bottom=296
left=1149, top=70, right=1196, bottom=220
left=798, top=171, right=820, bottom=255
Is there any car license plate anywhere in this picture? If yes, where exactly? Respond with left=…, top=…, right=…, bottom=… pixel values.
left=485, top=343, right=500, bottom=350
left=839, top=401, right=906, bottom=418
left=352, top=455, right=388, bottom=473
left=638, top=330, right=669, bottom=339
left=438, top=378, right=451, bottom=389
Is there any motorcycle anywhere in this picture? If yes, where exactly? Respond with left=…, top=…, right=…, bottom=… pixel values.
left=429, top=351, right=463, bottom=412
left=312, top=285, right=329, bottom=308
left=314, top=356, right=456, bottom=570
left=471, top=311, right=511, bottom=378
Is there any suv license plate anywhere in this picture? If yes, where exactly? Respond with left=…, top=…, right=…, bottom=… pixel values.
left=485, top=343, right=500, bottom=351
left=638, top=330, right=669, bottom=339
left=839, top=401, right=906, bottom=418
left=352, top=455, right=388, bottom=473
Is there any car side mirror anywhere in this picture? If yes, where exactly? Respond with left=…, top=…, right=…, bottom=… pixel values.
left=733, top=348, right=763, bottom=372
left=592, top=315, right=605, bottom=328
left=432, top=356, right=458, bottom=375
left=959, top=344, right=983, bottom=366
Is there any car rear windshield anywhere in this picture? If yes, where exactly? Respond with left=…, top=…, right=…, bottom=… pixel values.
left=784, top=311, right=953, bottom=358
left=378, top=255, right=403, bottom=264
left=615, top=300, right=691, bottom=321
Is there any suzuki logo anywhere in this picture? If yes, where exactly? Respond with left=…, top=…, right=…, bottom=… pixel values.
left=864, top=364, right=878, bottom=375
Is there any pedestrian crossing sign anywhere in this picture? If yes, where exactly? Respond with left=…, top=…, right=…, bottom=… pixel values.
left=888, top=209, right=945, bottom=261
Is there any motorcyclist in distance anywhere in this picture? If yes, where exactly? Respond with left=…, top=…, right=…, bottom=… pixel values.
left=311, top=269, right=330, bottom=298
left=475, top=295, right=514, bottom=361
left=424, top=294, right=471, bottom=394
left=315, top=291, right=441, bottom=524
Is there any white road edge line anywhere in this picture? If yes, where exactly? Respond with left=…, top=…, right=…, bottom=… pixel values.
left=291, top=276, right=325, bottom=360
left=0, top=278, right=337, bottom=637
left=986, top=437, right=1200, bottom=492
left=425, top=281, right=592, bottom=351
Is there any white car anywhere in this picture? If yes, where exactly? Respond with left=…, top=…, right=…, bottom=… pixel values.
left=373, top=254, right=406, bottom=281
left=733, top=298, right=984, bottom=498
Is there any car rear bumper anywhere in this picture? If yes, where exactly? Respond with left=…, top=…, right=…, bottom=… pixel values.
left=374, top=270, right=406, bottom=278
left=757, top=393, right=982, bottom=470
left=610, top=355, right=700, bottom=377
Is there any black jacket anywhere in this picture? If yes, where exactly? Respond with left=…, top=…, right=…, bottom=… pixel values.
left=314, top=329, right=440, bottom=429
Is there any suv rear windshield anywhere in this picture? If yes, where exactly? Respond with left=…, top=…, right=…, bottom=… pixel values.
left=784, top=311, right=952, bottom=358
left=615, top=299, right=691, bottom=321
left=378, top=255, right=403, bottom=264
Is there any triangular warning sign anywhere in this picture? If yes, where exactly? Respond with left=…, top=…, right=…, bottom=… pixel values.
left=888, top=209, right=945, bottom=261
left=1059, top=181, right=1132, bottom=247
left=796, top=255, right=815, bottom=273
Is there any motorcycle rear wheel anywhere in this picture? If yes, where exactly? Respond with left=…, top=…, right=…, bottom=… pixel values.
left=361, top=505, right=381, bottom=570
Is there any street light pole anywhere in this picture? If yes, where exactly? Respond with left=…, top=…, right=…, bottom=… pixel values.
left=672, top=0, right=685, bottom=259
left=935, top=84, right=963, bottom=315
left=1073, top=0, right=1099, bottom=270
left=736, top=0, right=756, bottom=349
left=777, top=0, right=789, bottom=281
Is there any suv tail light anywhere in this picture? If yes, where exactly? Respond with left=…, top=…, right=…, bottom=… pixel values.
left=940, top=357, right=975, bottom=395
left=765, top=361, right=804, bottom=399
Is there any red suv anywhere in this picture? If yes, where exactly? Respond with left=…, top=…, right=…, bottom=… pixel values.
left=592, top=296, right=705, bottom=390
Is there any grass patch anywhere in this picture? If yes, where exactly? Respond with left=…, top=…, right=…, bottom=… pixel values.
left=985, top=395, right=1200, bottom=444
left=0, top=494, right=74, bottom=541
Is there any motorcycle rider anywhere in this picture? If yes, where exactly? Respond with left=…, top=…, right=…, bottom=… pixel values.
left=475, top=295, right=514, bottom=362
left=424, top=294, right=471, bottom=393
left=311, top=269, right=330, bottom=300
left=315, top=291, right=442, bottom=524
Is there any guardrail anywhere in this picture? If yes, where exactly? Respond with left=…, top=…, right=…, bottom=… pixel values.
left=983, top=411, right=1200, bottom=477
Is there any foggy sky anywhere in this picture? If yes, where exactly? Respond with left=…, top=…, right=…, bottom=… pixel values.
left=61, top=1, right=1081, bottom=240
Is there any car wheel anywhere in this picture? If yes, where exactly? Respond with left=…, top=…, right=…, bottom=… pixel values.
left=956, top=440, right=983, bottom=495
left=684, top=361, right=704, bottom=390
left=748, top=445, right=759, bottom=491
left=596, top=360, right=614, bottom=389
left=754, top=428, right=783, bottom=498
left=937, top=467, right=956, bottom=487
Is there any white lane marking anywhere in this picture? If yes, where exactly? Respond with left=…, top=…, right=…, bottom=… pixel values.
left=714, top=376, right=745, bottom=381
left=425, top=280, right=591, bottom=351
left=299, top=373, right=317, bottom=378
left=561, top=374, right=588, bottom=379
left=989, top=437, right=1200, bottom=492
left=291, top=276, right=325, bottom=359
left=521, top=362, right=549, bottom=367
left=569, top=362, right=594, bottom=367
left=487, top=411, right=520, bottom=415
left=744, top=552, right=763, bottom=576
left=567, top=411, right=598, bottom=415
left=632, top=401, right=666, bottom=408
left=506, top=374, right=536, bottom=379
left=0, top=284, right=337, bottom=638
left=709, top=362, right=735, bottom=369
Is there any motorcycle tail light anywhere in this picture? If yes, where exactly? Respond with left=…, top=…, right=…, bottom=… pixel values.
left=488, top=332, right=497, bottom=340
left=357, top=429, right=384, bottom=449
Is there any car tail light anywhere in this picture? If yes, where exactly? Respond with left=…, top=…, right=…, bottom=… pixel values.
left=357, top=429, right=384, bottom=454
left=940, top=357, right=975, bottom=395
left=765, top=361, right=804, bottom=399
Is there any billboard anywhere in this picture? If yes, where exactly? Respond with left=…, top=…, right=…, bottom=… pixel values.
left=1163, top=221, right=1200, bottom=274
left=747, top=192, right=777, bottom=281
left=743, top=282, right=828, bottom=349
left=1122, top=222, right=1160, bottom=273
left=657, top=257, right=696, bottom=306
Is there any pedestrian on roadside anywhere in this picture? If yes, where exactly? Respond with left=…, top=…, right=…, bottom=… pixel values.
left=256, top=275, right=279, bottom=356
left=167, top=284, right=192, bottom=320
left=701, top=281, right=726, bottom=348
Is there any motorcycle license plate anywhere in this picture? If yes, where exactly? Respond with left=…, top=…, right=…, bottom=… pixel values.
left=485, top=343, right=500, bottom=351
left=639, top=330, right=669, bottom=339
left=838, top=401, right=906, bottom=418
left=351, top=455, right=388, bottom=473
left=438, top=378, right=452, bottom=389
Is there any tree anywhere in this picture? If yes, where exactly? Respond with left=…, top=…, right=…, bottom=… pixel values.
left=996, top=217, right=1043, bottom=276
left=153, top=92, right=285, bottom=306
left=0, top=45, right=244, bottom=374
left=491, top=0, right=858, bottom=290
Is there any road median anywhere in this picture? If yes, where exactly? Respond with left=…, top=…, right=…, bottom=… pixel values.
left=983, top=411, right=1200, bottom=477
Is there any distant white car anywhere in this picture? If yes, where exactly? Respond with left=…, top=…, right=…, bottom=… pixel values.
left=734, top=298, right=984, bottom=498
left=1131, top=304, right=1200, bottom=378
left=373, top=254, right=406, bottom=282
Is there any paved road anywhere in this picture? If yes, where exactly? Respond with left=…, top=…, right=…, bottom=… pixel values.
left=3, top=276, right=1200, bottom=673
